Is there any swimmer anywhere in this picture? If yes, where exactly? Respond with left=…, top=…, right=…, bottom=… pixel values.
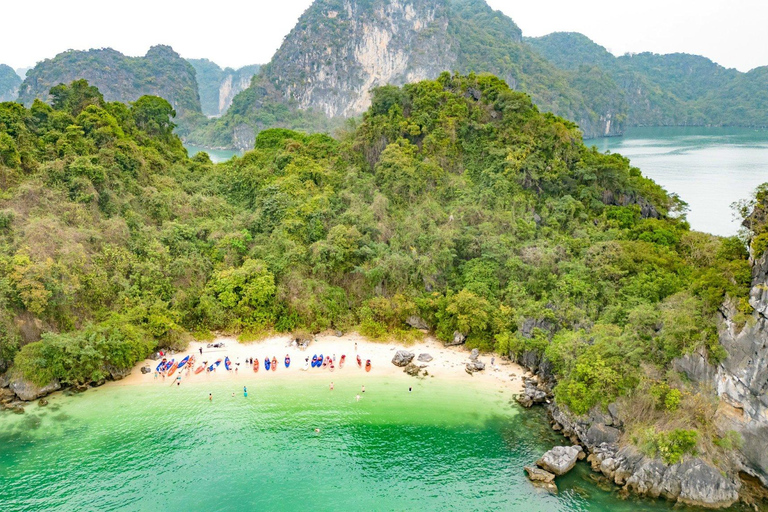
left=209, top=393, right=212, bottom=401
left=356, top=394, right=360, bottom=402
left=330, top=382, right=334, bottom=391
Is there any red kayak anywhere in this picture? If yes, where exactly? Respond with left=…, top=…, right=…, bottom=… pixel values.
left=194, top=363, right=206, bottom=375
left=356, top=355, right=362, bottom=368
left=339, top=355, right=346, bottom=368
left=365, top=360, right=371, bottom=372
left=253, top=359, right=259, bottom=372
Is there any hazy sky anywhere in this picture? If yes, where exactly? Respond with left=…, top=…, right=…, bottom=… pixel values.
left=1, top=0, right=765, bottom=72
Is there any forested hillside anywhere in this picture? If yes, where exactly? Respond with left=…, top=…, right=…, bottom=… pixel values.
left=527, top=32, right=768, bottom=128
left=0, top=76, right=757, bottom=472
left=189, top=0, right=626, bottom=149
left=17, top=46, right=204, bottom=135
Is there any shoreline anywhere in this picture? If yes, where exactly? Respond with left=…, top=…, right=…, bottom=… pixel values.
left=117, top=333, right=525, bottom=396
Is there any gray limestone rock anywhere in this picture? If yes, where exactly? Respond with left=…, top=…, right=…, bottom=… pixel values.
left=417, top=353, right=433, bottom=362
left=10, top=378, right=61, bottom=402
left=536, top=445, right=583, bottom=476
left=391, top=350, right=415, bottom=367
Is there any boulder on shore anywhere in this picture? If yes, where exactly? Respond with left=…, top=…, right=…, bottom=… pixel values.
left=391, top=350, right=415, bottom=367
left=470, top=348, right=479, bottom=360
left=447, top=331, right=466, bottom=346
left=465, top=360, right=485, bottom=373
left=9, top=378, right=61, bottom=402
left=403, top=363, right=424, bottom=377
left=406, top=315, right=430, bottom=330
left=537, top=445, right=582, bottom=476
left=525, top=466, right=558, bottom=493
left=417, top=353, right=433, bottom=362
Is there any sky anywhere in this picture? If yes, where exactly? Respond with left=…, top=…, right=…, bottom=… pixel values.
left=1, top=0, right=766, bottom=73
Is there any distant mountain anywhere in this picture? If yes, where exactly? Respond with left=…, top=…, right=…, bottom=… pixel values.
left=0, top=64, right=21, bottom=102
left=15, top=67, right=32, bottom=80
left=187, top=59, right=260, bottom=117
left=527, top=32, right=767, bottom=129
left=18, top=46, right=204, bottom=134
left=192, top=0, right=625, bottom=149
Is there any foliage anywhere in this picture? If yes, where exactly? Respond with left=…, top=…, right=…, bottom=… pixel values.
left=638, top=428, right=699, bottom=465
left=0, top=76, right=754, bottom=417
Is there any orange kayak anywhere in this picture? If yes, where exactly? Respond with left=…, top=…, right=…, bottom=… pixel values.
left=271, top=357, right=277, bottom=371
left=194, top=365, right=205, bottom=374
left=167, top=362, right=179, bottom=376
left=365, top=360, right=371, bottom=372
left=253, top=359, right=259, bottom=372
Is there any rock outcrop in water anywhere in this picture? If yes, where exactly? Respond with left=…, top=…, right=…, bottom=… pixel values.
left=9, top=378, right=61, bottom=401
left=536, top=445, right=582, bottom=476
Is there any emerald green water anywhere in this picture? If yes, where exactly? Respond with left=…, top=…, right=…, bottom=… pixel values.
left=185, top=145, right=242, bottom=163
left=592, top=127, right=768, bottom=237
left=0, top=377, right=736, bottom=511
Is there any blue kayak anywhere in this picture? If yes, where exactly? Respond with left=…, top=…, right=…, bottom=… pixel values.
left=177, top=356, right=190, bottom=370
left=156, top=359, right=167, bottom=372
left=285, top=356, right=291, bottom=368
left=225, top=357, right=232, bottom=371
left=317, top=354, right=323, bottom=369
left=265, top=357, right=271, bottom=371
left=311, top=355, right=318, bottom=368
left=208, top=359, right=222, bottom=372
left=162, top=359, right=175, bottom=372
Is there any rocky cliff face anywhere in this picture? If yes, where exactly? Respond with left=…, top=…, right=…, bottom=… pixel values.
left=0, top=64, right=21, bottom=102
left=674, top=251, right=768, bottom=486
left=18, top=46, right=203, bottom=131
left=188, top=59, right=260, bottom=117
left=202, top=0, right=621, bottom=149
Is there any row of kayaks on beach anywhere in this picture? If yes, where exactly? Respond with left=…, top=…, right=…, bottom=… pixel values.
left=305, top=354, right=371, bottom=372
left=155, top=353, right=372, bottom=375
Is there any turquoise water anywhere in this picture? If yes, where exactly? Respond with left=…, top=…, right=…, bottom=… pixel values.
left=185, top=145, right=242, bottom=163
left=591, top=127, right=768, bottom=237
left=0, top=376, right=738, bottom=511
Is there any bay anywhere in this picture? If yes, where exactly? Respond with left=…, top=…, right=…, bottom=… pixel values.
left=591, top=127, right=768, bottom=237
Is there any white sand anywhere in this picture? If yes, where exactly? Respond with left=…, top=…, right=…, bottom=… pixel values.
left=118, top=333, right=526, bottom=394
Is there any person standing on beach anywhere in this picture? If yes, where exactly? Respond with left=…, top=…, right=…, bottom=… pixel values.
left=199, top=347, right=203, bottom=355
left=354, top=342, right=357, bottom=353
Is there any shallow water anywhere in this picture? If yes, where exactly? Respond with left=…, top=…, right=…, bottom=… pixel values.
left=591, top=127, right=768, bottom=237
left=0, top=377, right=743, bottom=511
left=185, top=145, right=242, bottom=163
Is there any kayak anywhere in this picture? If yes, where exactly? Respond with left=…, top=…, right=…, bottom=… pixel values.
left=162, top=359, right=175, bottom=372
left=208, top=359, right=222, bottom=372
left=253, top=359, right=259, bottom=372
left=177, top=355, right=190, bottom=370
left=167, top=362, right=179, bottom=377
left=311, top=355, right=318, bottom=368
left=265, top=357, right=271, bottom=371
left=329, top=359, right=335, bottom=372
left=339, top=355, right=346, bottom=368
left=156, top=359, right=167, bottom=372
left=322, top=356, right=328, bottom=369
left=356, top=355, right=362, bottom=368
left=318, top=354, right=324, bottom=369
left=225, top=357, right=232, bottom=371
left=194, top=364, right=205, bottom=374
left=365, top=360, right=371, bottom=372
left=285, top=355, right=291, bottom=368
left=271, top=357, right=277, bottom=371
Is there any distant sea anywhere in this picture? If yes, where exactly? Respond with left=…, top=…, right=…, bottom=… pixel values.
left=592, top=127, right=768, bottom=237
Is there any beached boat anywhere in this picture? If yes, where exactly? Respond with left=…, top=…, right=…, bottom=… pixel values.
left=167, top=362, right=179, bottom=377
left=285, top=355, right=291, bottom=368
left=311, top=355, right=318, bottom=368
left=339, top=355, right=346, bottom=368
left=264, top=357, right=271, bottom=371
left=194, top=364, right=205, bottom=374
left=156, top=359, right=167, bottom=372
left=322, top=356, right=328, bottom=369
left=225, top=357, right=232, bottom=371
left=329, top=359, right=335, bottom=372
left=365, top=360, right=371, bottom=372
left=356, top=355, right=362, bottom=368
left=317, top=354, right=324, bottom=369
left=161, top=359, right=175, bottom=372
left=253, top=359, right=259, bottom=372
left=208, top=359, right=222, bottom=372
left=177, top=355, right=190, bottom=370
left=271, top=357, right=277, bottom=371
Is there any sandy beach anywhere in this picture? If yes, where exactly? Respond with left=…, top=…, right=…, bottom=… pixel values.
left=118, top=333, right=526, bottom=395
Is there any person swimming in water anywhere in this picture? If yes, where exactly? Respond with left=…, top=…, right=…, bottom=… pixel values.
left=330, top=382, right=334, bottom=391
left=209, top=393, right=212, bottom=401
left=244, top=386, right=248, bottom=398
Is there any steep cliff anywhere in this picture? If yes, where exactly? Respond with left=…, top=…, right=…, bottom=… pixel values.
left=18, top=46, right=204, bottom=133
left=674, top=251, right=768, bottom=486
left=188, top=59, right=260, bottom=117
left=0, top=64, right=21, bottom=102
left=197, top=0, right=623, bottom=149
